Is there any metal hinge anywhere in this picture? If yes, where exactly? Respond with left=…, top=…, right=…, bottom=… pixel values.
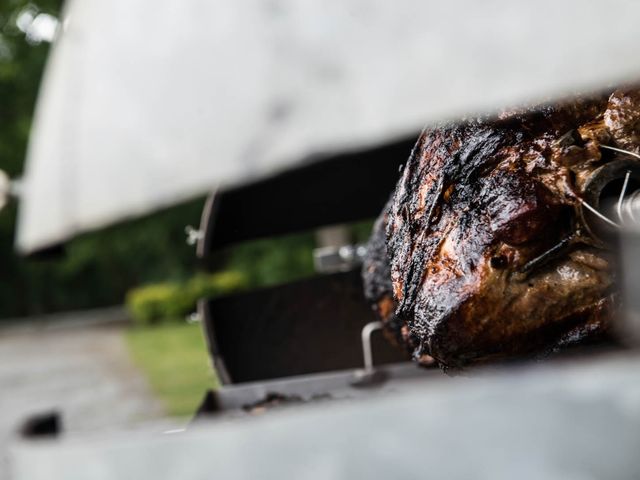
left=184, top=225, right=204, bottom=246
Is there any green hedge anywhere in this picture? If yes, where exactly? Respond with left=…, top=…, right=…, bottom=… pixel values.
left=126, top=271, right=248, bottom=326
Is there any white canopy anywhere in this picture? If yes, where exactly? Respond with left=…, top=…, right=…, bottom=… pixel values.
left=16, top=0, right=640, bottom=252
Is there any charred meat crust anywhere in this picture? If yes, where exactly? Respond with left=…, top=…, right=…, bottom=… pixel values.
left=362, top=201, right=419, bottom=359
left=380, top=90, right=636, bottom=367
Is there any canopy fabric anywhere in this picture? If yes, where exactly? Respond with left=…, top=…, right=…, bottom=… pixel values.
left=16, top=0, right=640, bottom=252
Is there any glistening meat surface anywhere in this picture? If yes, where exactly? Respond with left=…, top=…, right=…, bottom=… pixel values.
left=367, top=89, right=640, bottom=367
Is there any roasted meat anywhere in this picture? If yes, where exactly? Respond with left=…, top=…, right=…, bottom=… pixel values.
left=362, top=206, right=434, bottom=364
left=367, top=88, right=640, bottom=367
left=362, top=202, right=409, bottom=346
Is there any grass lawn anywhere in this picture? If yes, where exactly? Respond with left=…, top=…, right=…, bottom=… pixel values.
left=125, top=322, right=218, bottom=418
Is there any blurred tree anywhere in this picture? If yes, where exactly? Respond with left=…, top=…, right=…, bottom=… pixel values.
left=0, top=0, right=64, bottom=316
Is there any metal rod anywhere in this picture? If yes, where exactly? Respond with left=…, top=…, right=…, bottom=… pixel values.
left=600, top=144, right=640, bottom=160
left=617, top=170, right=632, bottom=223
left=361, top=321, right=383, bottom=372
left=580, top=198, right=621, bottom=228
left=519, top=235, right=575, bottom=276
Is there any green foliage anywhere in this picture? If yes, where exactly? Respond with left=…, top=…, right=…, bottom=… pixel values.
left=126, top=322, right=217, bottom=417
left=186, top=271, right=249, bottom=300
left=0, top=1, right=63, bottom=178
left=0, top=0, right=70, bottom=318
left=126, top=283, right=182, bottom=326
left=0, top=196, right=208, bottom=319
left=126, top=271, right=248, bottom=326
left=223, top=232, right=316, bottom=288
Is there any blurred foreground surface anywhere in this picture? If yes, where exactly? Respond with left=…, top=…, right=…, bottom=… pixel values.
left=0, top=312, right=173, bottom=475
left=9, top=351, right=640, bottom=480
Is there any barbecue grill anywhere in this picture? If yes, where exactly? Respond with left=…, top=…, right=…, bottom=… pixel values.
left=191, top=138, right=445, bottom=415
left=187, top=130, right=640, bottom=420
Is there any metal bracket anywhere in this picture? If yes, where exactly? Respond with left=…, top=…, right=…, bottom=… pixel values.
left=361, top=321, right=383, bottom=372
left=352, top=321, right=386, bottom=386
left=185, top=225, right=204, bottom=246
left=313, top=244, right=368, bottom=273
